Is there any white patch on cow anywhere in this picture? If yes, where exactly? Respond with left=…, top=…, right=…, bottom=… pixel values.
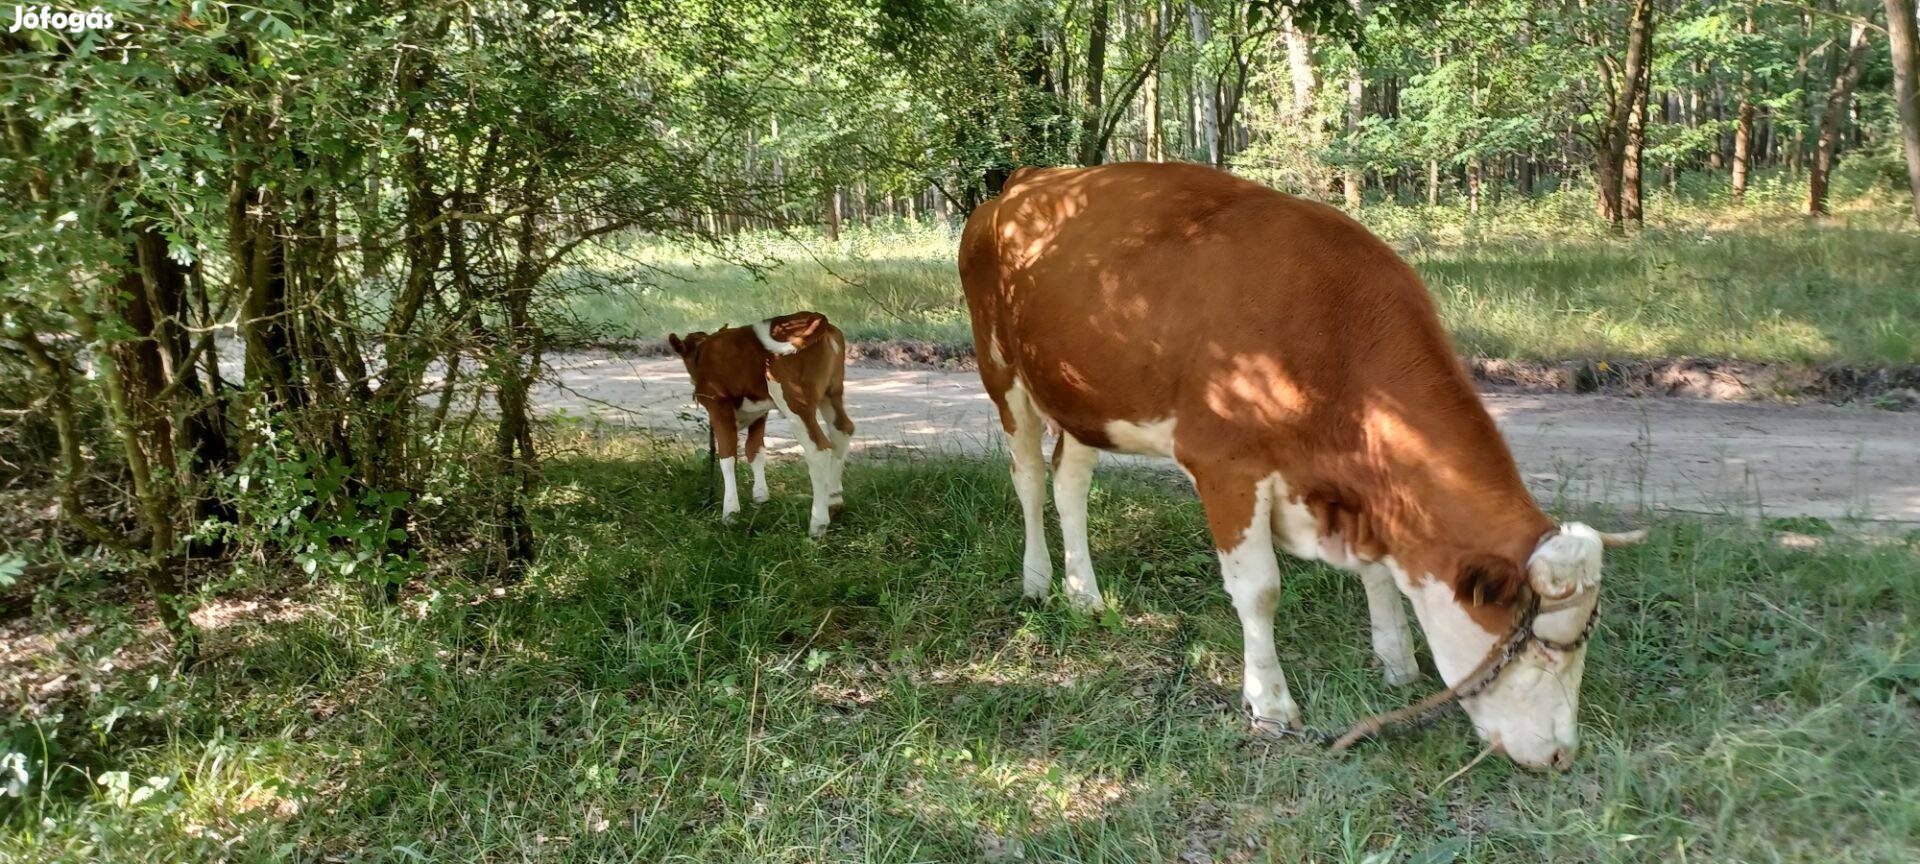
left=718, top=456, right=741, bottom=523
left=1265, top=475, right=1324, bottom=561
left=986, top=335, right=1006, bottom=367
left=1217, top=475, right=1300, bottom=728
left=752, top=319, right=798, bottom=355
left=749, top=452, right=768, bottom=503
left=1102, top=417, right=1177, bottom=458
left=1053, top=434, right=1103, bottom=610
left=1004, top=380, right=1052, bottom=598
left=767, top=377, right=832, bottom=537
left=737, top=398, right=775, bottom=424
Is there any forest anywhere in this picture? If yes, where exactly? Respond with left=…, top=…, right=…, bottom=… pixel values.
left=4, top=0, right=1920, bottom=860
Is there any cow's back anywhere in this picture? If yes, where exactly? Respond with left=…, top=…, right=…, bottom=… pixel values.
left=959, top=162, right=1468, bottom=462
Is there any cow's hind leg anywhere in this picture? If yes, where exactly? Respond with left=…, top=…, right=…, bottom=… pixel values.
left=1192, top=469, right=1301, bottom=731
left=769, top=379, right=834, bottom=537
left=820, top=391, right=853, bottom=512
left=745, top=416, right=770, bottom=504
left=1360, top=564, right=1420, bottom=686
left=1053, top=433, right=1104, bottom=611
left=1004, top=383, right=1053, bottom=599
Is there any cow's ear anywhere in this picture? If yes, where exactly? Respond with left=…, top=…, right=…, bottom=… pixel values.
left=1453, top=554, right=1526, bottom=608
left=668, top=333, right=684, bottom=355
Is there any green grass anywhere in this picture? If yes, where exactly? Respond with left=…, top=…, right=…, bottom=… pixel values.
left=569, top=171, right=1920, bottom=364
left=5, top=433, right=1919, bottom=861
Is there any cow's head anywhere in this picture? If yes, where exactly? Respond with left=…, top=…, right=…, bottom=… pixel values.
left=666, top=331, right=711, bottom=377
left=1424, top=523, right=1645, bottom=771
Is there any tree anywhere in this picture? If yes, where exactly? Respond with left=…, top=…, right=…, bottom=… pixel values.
left=1807, top=17, right=1874, bottom=215
left=1594, top=0, right=1655, bottom=228
left=1887, top=0, right=1920, bottom=223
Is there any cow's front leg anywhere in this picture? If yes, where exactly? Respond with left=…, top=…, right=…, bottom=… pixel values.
left=1053, top=434, right=1104, bottom=611
left=705, top=401, right=742, bottom=524
left=1193, top=469, right=1300, bottom=731
left=1360, top=564, right=1421, bottom=686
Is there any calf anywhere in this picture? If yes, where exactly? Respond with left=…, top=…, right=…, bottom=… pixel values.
left=958, top=163, right=1644, bottom=770
left=668, top=311, right=854, bottom=536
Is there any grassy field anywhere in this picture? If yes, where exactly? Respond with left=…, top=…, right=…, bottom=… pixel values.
left=5, top=432, right=1918, bottom=862
left=566, top=172, right=1920, bottom=365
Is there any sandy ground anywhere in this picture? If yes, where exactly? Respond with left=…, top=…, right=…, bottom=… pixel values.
left=535, top=350, right=1920, bottom=527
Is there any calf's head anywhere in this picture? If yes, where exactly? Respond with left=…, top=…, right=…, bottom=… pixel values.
left=666, top=331, right=711, bottom=377
left=1425, top=523, right=1645, bottom=771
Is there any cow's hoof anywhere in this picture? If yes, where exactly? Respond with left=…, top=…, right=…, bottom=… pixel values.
left=752, top=491, right=769, bottom=504
left=1065, top=592, right=1104, bottom=613
left=808, top=522, right=828, bottom=539
left=1383, top=664, right=1421, bottom=687
left=1244, top=698, right=1302, bottom=736
left=828, top=498, right=844, bottom=516
left=721, top=511, right=738, bottom=527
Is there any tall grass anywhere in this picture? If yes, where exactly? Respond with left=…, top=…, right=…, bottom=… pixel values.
left=6, top=435, right=1917, bottom=862
left=568, top=169, right=1920, bottom=364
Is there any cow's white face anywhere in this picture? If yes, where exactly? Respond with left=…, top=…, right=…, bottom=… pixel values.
left=1402, top=523, right=1642, bottom=771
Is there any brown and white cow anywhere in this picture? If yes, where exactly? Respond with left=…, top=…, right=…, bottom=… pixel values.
left=958, top=163, right=1644, bottom=770
left=668, top=311, right=854, bottom=536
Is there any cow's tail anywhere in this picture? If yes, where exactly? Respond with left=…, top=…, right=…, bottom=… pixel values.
left=753, top=311, right=830, bottom=355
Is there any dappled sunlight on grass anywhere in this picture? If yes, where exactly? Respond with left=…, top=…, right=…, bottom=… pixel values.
left=5, top=434, right=1918, bottom=861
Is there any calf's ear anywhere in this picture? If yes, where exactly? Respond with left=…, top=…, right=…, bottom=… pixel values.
left=668, top=333, right=684, bottom=354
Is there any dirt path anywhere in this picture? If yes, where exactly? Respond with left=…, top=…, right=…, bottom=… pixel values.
left=537, top=350, right=1920, bottom=526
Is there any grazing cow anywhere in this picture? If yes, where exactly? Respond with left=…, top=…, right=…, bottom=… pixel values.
left=958, top=163, right=1644, bottom=770
left=668, top=311, right=854, bottom=536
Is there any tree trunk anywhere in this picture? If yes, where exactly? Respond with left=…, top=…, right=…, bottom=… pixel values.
left=1886, top=0, right=1920, bottom=224
left=1145, top=0, right=1165, bottom=161
left=1078, top=0, right=1110, bottom=166
left=1595, top=0, right=1654, bottom=227
left=1190, top=3, right=1218, bottom=166
left=1731, top=6, right=1758, bottom=201
left=1343, top=0, right=1368, bottom=207
left=1625, top=32, right=1651, bottom=225
left=1807, top=21, right=1872, bottom=215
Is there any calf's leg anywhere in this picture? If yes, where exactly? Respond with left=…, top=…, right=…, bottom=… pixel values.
left=1052, top=434, right=1104, bottom=611
left=1192, top=469, right=1301, bottom=730
left=820, top=394, right=853, bottom=510
left=707, top=403, right=742, bottom=524
left=745, top=416, right=769, bottom=504
left=768, top=379, right=834, bottom=537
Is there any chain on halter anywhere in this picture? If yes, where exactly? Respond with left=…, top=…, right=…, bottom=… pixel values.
left=1254, top=587, right=1601, bottom=752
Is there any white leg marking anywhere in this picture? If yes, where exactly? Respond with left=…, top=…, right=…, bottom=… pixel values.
left=719, top=456, right=741, bottom=524
left=768, top=379, right=832, bottom=537
left=1053, top=434, right=1104, bottom=611
left=1005, top=382, right=1052, bottom=599
left=819, top=403, right=851, bottom=505
left=1218, top=481, right=1300, bottom=729
left=800, top=446, right=832, bottom=537
left=750, top=452, right=768, bottom=503
left=1360, top=564, right=1420, bottom=686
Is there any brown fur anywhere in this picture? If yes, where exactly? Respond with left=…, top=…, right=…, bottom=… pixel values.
left=959, top=163, right=1551, bottom=634
left=668, top=311, right=853, bottom=461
